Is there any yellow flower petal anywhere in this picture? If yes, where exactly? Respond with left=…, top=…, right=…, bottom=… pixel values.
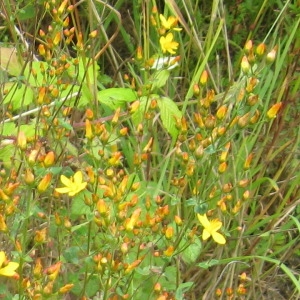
left=0, top=251, right=5, bottom=267
left=212, top=232, right=226, bottom=245
left=73, top=171, right=83, bottom=185
left=55, top=187, right=72, bottom=194
left=0, top=262, right=19, bottom=276
left=210, top=219, right=222, bottom=231
left=60, top=175, right=73, bottom=188
left=197, top=214, right=210, bottom=228
left=202, top=229, right=211, bottom=241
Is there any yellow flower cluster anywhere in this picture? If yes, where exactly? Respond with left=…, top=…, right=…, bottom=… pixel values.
left=159, top=14, right=181, bottom=55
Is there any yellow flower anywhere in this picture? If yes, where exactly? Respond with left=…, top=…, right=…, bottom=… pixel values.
left=197, top=214, right=226, bottom=245
left=55, top=171, right=87, bottom=196
left=160, top=33, right=179, bottom=54
left=159, top=14, right=182, bottom=31
left=0, top=251, right=19, bottom=277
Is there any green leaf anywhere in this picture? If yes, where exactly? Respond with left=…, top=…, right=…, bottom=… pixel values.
left=71, top=194, right=91, bottom=218
left=63, top=246, right=80, bottom=264
left=0, top=48, right=23, bottom=76
left=3, top=82, right=34, bottom=109
left=150, top=69, right=170, bottom=90
left=157, top=96, right=181, bottom=138
left=181, top=236, right=202, bottom=265
left=17, top=4, right=36, bottom=20
left=98, top=88, right=137, bottom=109
left=175, top=282, right=194, bottom=300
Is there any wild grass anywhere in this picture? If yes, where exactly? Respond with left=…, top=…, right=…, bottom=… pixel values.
left=0, top=0, right=299, bottom=299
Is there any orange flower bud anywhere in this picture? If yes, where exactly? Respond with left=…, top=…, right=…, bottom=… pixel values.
left=119, top=127, right=128, bottom=136
left=0, top=189, right=9, bottom=201
left=244, top=153, right=254, bottom=170
left=256, top=43, right=266, bottom=56
left=204, top=115, right=216, bottom=129
left=129, top=100, right=140, bottom=113
left=238, top=112, right=251, bottom=128
left=37, top=173, right=52, bottom=193
left=39, top=29, right=46, bottom=37
left=38, top=44, right=46, bottom=56
left=232, top=200, right=242, bottom=214
left=136, top=46, right=143, bottom=60
left=85, top=119, right=93, bottom=140
left=243, top=190, right=250, bottom=200
left=44, top=261, right=62, bottom=281
left=125, top=259, right=142, bottom=274
left=193, top=84, right=200, bottom=96
left=174, top=215, right=183, bottom=226
left=58, top=0, right=68, bottom=15
left=267, top=102, right=282, bottom=119
left=165, top=226, right=174, bottom=239
left=237, top=284, right=247, bottom=295
left=53, top=32, right=61, bottom=46
left=219, top=142, right=230, bottom=162
left=229, top=116, right=239, bottom=128
left=33, top=258, right=43, bottom=279
left=218, top=162, right=227, bottom=173
left=17, top=131, right=27, bottom=150
left=44, top=151, right=55, bottom=167
left=216, top=105, right=227, bottom=120
left=89, top=30, right=98, bottom=38
left=143, top=137, right=153, bottom=153
left=199, top=70, right=208, bottom=86
left=216, top=288, right=222, bottom=297
left=238, top=179, right=249, bottom=188
left=154, top=283, right=162, bottom=292
left=0, top=214, right=8, bottom=232
left=131, top=182, right=140, bottom=192
left=59, top=284, right=74, bottom=294
left=241, top=56, right=250, bottom=73
left=244, top=40, right=253, bottom=53
left=250, top=110, right=260, bottom=124
left=97, top=199, right=108, bottom=216
left=125, top=208, right=141, bottom=231
left=121, top=243, right=129, bottom=254
left=163, top=245, right=174, bottom=257
left=54, top=212, right=62, bottom=226
left=43, top=281, right=54, bottom=295
left=247, top=94, right=259, bottom=106
left=34, top=228, right=47, bottom=244
left=112, top=107, right=121, bottom=125
left=222, top=183, right=233, bottom=193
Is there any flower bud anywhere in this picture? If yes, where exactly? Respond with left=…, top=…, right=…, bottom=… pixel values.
left=174, top=215, right=183, bottom=226
left=17, top=131, right=27, bottom=150
left=241, top=56, right=250, bottom=73
left=238, top=112, right=251, bottom=128
left=37, top=173, right=52, bottom=193
left=244, top=40, right=253, bottom=54
left=199, top=70, right=208, bottom=86
left=218, top=162, right=227, bottom=173
left=59, top=284, right=74, bottom=294
left=89, top=30, right=98, bottom=38
left=256, top=43, right=266, bottom=56
left=44, top=151, right=55, bottom=167
left=24, top=169, right=35, bottom=185
left=216, top=105, right=227, bottom=120
left=266, top=47, right=277, bottom=63
left=267, top=102, right=282, bottom=119
left=165, top=227, right=174, bottom=239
